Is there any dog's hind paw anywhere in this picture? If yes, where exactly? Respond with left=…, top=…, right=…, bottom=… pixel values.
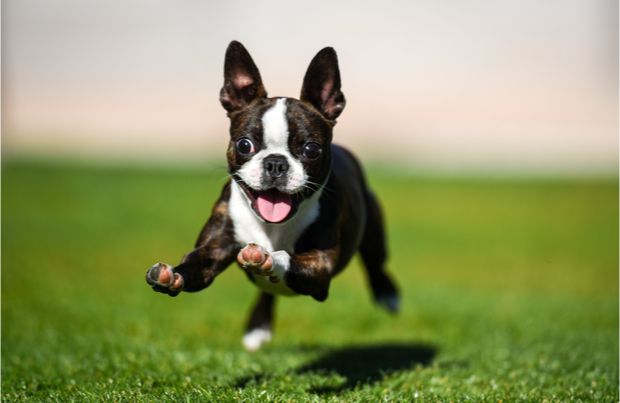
left=375, top=293, right=400, bottom=314
left=146, top=262, right=184, bottom=296
left=242, top=328, right=272, bottom=352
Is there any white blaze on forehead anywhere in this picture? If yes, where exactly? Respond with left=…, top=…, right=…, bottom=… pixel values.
left=236, top=97, right=308, bottom=192
left=261, top=98, right=289, bottom=150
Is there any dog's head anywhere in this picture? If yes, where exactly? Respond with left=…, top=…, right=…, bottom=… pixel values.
left=220, top=41, right=346, bottom=224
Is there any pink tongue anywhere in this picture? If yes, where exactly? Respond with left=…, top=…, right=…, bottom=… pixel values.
left=256, top=191, right=293, bottom=223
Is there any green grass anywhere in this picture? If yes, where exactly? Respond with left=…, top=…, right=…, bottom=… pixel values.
left=2, top=160, right=618, bottom=402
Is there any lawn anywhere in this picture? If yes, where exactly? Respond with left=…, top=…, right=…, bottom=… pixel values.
left=1, top=159, right=618, bottom=402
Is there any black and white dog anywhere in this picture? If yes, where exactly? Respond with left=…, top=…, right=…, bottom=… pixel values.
left=146, top=41, right=399, bottom=351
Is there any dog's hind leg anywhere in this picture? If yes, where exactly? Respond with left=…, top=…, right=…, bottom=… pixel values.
left=359, top=191, right=400, bottom=313
left=242, top=292, right=275, bottom=351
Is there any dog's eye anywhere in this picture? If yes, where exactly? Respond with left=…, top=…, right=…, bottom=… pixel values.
left=303, top=142, right=322, bottom=160
left=236, top=138, right=255, bottom=155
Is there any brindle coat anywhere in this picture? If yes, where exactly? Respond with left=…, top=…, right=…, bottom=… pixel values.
left=146, top=41, right=398, bottom=344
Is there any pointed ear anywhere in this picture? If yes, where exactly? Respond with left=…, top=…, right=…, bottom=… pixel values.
left=219, top=41, right=267, bottom=113
left=300, top=47, right=346, bottom=121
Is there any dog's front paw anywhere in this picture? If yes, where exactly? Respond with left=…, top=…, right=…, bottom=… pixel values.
left=237, top=243, right=278, bottom=283
left=146, top=262, right=184, bottom=296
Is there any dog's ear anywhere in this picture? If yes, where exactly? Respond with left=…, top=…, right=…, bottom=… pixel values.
left=220, top=41, right=267, bottom=113
left=300, top=47, right=346, bottom=122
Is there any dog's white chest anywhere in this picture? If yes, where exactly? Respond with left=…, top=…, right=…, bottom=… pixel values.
left=228, top=181, right=321, bottom=295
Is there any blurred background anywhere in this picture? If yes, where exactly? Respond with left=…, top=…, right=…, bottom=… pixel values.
left=3, top=0, right=618, bottom=174
left=2, top=1, right=619, bottom=400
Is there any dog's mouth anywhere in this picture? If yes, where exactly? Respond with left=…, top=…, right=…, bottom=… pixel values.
left=254, top=188, right=294, bottom=223
left=238, top=182, right=302, bottom=223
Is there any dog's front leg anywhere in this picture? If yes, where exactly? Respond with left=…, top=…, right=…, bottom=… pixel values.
left=146, top=243, right=237, bottom=296
left=237, top=244, right=337, bottom=301
left=146, top=187, right=239, bottom=296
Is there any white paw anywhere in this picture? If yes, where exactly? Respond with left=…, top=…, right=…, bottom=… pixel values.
left=242, top=328, right=272, bottom=352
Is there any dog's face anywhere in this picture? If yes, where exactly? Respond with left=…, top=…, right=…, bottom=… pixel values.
left=219, top=41, right=346, bottom=224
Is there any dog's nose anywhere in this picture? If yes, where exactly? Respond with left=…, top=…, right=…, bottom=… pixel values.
left=263, top=154, right=289, bottom=179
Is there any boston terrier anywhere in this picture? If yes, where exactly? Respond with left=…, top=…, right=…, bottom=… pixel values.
left=146, top=41, right=399, bottom=351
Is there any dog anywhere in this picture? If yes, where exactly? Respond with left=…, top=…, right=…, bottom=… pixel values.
left=146, top=41, right=399, bottom=351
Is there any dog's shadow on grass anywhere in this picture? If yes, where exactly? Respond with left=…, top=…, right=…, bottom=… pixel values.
left=235, top=342, right=437, bottom=394
left=298, top=343, right=437, bottom=394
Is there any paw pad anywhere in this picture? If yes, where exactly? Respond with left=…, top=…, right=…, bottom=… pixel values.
left=237, top=243, right=273, bottom=275
left=146, top=262, right=183, bottom=292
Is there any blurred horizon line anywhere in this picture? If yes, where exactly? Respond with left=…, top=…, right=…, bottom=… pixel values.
left=3, top=147, right=617, bottom=180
